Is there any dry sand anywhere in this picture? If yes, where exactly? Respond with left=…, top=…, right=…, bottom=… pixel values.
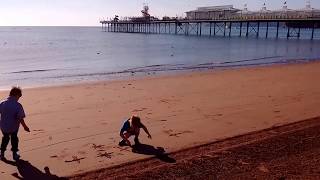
left=1, top=62, right=320, bottom=179
left=71, top=117, right=320, bottom=179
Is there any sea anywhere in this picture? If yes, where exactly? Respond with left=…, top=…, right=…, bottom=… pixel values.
left=0, top=26, right=320, bottom=90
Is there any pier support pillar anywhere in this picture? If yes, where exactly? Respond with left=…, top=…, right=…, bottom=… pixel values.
left=287, top=23, right=290, bottom=39
left=266, top=22, right=269, bottom=38
left=246, top=22, right=249, bottom=37
left=165, top=23, right=167, bottom=33
left=257, top=21, right=260, bottom=38
left=196, top=23, right=199, bottom=36
left=311, top=21, right=315, bottom=40
left=239, top=22, right=242, bottom=37
left=175, top=22, right=177, bottom=35
left=185, top=23, right=189, bottom=36
left=229, top=22, right=232, bottom=37
left=276, top=21, right=280, bottom=38
left=224, top=22, right=226, bottom=37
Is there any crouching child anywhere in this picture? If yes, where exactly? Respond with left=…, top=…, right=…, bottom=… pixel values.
left=119, top=115, right=151, bottom=147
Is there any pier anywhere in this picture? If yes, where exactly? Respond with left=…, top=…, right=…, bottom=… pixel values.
left=100, top=19, right=320, bottom=40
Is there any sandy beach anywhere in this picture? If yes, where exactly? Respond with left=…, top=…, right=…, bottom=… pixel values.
left=71, top=117, right=320, bottom=179
left=1, top=61, right=320, bottom=179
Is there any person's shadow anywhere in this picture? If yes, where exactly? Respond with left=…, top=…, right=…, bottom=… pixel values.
left=7, top=159, right=67, bottom=180
left=131, top=144, right=176, bottom=163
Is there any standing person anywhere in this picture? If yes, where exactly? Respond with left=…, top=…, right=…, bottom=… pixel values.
left=119, top=115, right=152, bottom=147
left=0, top=87, right=30, bottom=161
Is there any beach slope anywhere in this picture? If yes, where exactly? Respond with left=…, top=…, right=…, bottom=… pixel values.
left=0, top=62, right=320, bottom=179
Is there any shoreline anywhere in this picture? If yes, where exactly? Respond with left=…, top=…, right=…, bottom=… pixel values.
left=0, top=59, right=318, bottom=92
left=1, top=58, right=318, bottom=92
left=1, top=61, right=320, bottom=178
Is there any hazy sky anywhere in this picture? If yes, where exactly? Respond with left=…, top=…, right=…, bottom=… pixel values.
left=0, top=0, right=319, bottom=26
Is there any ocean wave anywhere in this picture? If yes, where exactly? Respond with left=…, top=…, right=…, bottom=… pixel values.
left=9, top=69, right=58, bottom=74
left=122, top=56, right=283, bottom=73
left=44, top=58, right=317, bottom=80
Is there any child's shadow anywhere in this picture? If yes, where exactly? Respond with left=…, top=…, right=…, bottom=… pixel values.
left=131, top=144, right=176, bottom=163
left=11, top=159, right=66, bottom=180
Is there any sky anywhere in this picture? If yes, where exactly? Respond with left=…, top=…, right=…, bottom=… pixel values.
left=0, top=0, right=319, bottom=26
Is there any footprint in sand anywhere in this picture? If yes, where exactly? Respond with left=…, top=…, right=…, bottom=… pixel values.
left=115, top=146, right=131, bottom=152
left=132, top=108, right=147, bottom=113
left=167, top=114, right=177, bottom=118
left=91, top=143, right=105, bottom=150
left=33, top=132, right=45, bottom=136
left=33, top=129, right=44, bottom=132
left=50, top=155, right=58, bottom=158
left=64, top=156, right=86, bottom=164
left=77, top=151, right=87, bottom=155
left=160, top=99, right=170, bottom=104
left=97, top=152, right=113, bottom=159
left=33, top=129, right=45, bottom=135
left=275, top=115, right=283, bottom=119
left=169, top=131, right=193, bottom=137
left=91, top=143, right=115, bottom=159
left=164, top=129, right=193, bottom=137
left=203, top=114, right=223, bottom=120
left=163, top=129, right=174, bottom=134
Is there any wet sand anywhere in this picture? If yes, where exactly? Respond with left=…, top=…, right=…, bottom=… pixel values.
left=0, top=61, right=320, bottom=179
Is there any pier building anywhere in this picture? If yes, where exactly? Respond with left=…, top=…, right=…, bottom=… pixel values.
left=185, top=5, right=240, bottom=20
left=186, top=1, right=320, bottom=20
